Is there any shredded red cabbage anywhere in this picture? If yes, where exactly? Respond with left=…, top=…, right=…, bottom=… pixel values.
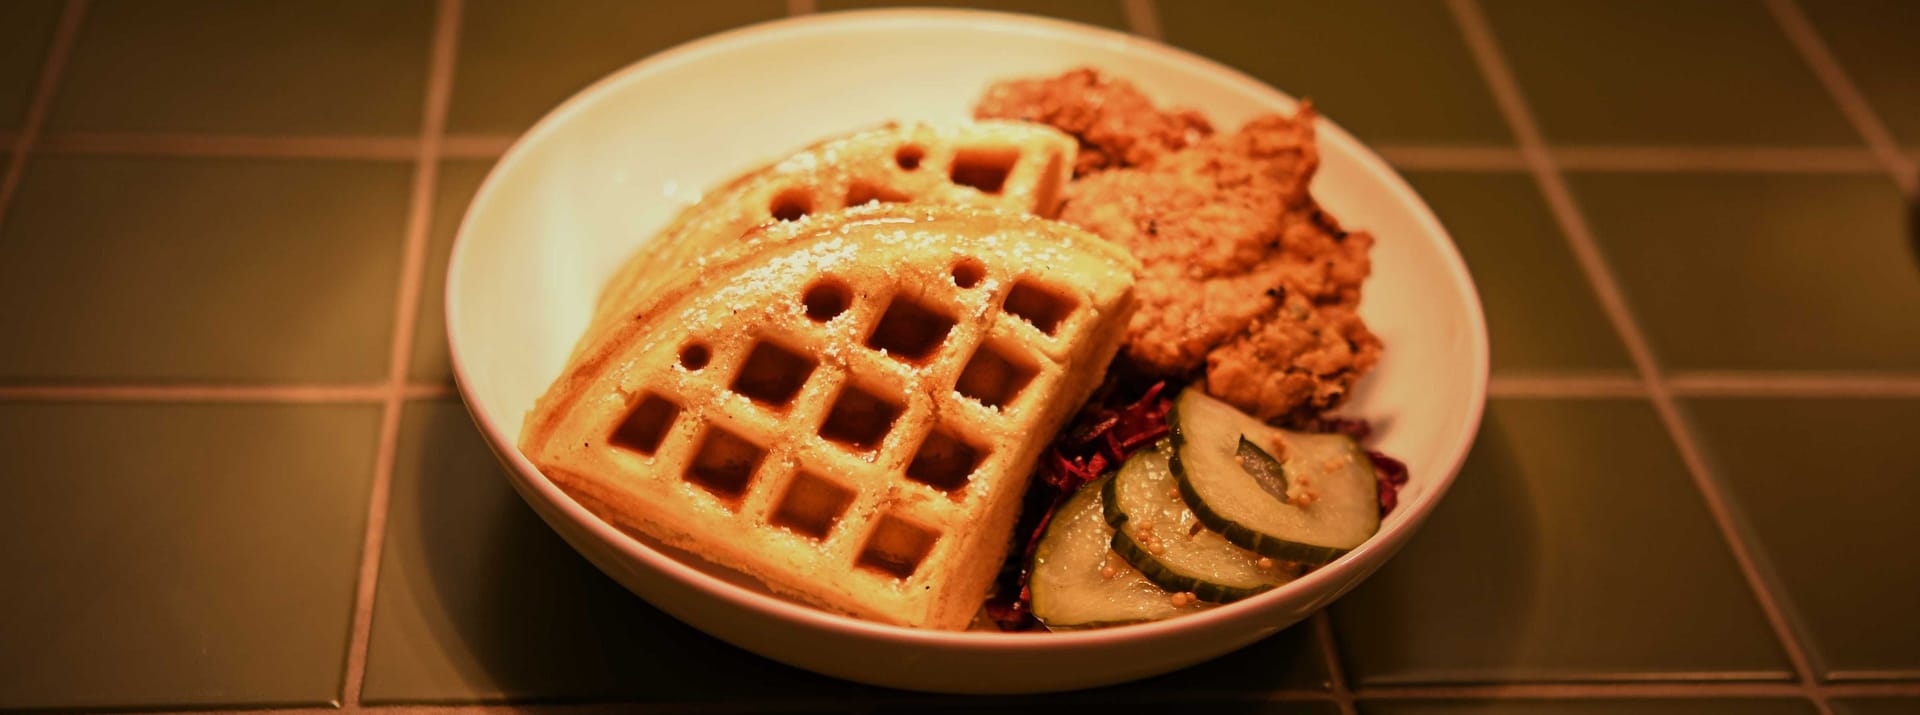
left=1368, top=451, right=1410, bottom=514
left=986, top=377, right=1174, bottom=631
left=984, top=380, right=1411, bottom=631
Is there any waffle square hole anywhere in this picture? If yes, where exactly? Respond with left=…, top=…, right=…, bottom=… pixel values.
left=770, top=188, right=813, bottom=222
left=895, top=145, right=924, bottom=170
left=906, top=427, right=984, bottom=495
left=1003, top=280, right=1077, bottom=336
left=769, top=471, right=855, bottom=541
left=857, top=513, right=937, bottom=580
left=804, top=278, right=852, bottom=323
left=955, top=344, right=1038, bottom=410
left=686, top=425, right=764, bottom=505
left=950, top=147, right=1019, bottom=195
left=731, top=339, right=817, bottom=409
left=865, top=294, right=955, bottom=364
left=818, top=382, right=904, bottom=452
left=608, top=392, right=679, bottom=455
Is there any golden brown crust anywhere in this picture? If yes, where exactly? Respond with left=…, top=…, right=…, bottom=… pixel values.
left=581, top=121, right=1079, bottom=352
left=983, top=69, right=1383, bottom=422
left=975, top=67, right=1213, bottom=176
left=522, top=204, right=1139, bottom=630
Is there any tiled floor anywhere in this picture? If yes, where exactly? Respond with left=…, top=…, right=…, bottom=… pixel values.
left=0, top=1, right=62, bottom=131
left=50, top=0, right=433, bottom=135
left=2, top=1, right=1916, bottom=713
left=0, top=156, right=412, bottom=383
left=1331, top=398, right=1789, bottom=685
left=1796, top=0, right=1920, bottom=148
left=1157, top=0, right=1511, bottom=146
left=0, top=401, right=380, bottom=710
left=446, top=0, right=786, bottom=134
left=1477, top=0, right=1859, bottom=146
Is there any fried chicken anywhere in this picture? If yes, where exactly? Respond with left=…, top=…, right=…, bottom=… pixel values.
left=977, top=69, right=1382, bottom=422
left=975, top=67, right=1213, bottom=177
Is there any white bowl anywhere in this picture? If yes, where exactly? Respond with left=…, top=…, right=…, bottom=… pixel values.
left=446, top=9, right=1487, bottom=694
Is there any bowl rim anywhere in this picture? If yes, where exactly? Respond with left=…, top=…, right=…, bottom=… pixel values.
left=446, top=7, right=1489, bottom=649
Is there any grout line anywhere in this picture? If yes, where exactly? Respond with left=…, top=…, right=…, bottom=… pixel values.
left=0, top=0, right=86, bottom=228
left=1827, top=681, right=1920, bottom=697
left=1374, top=145, right=1526, bottom=171
left=1668, top=372, right=1920, bottom=398
left=0, top=382, right=456, bottom=403
left=1488, top=374, right=1646, bottom=398
left=785, top=0, right=815, bottom=15
left=441, top=133, right=516, bottom=159
left=1445, top=2, right=1835, bottom=714
left=1311, top=611, right=1359, bottom=715
left=1355, top=682, right=1808, bottom=700
left=1377, top=145, right=1885, bottom=173
left=339, top=0, right=463, bottom=707
left=37, top=132, right=418, bottom=160
left=0, top=383, right=389, bottom=403
left=1828, top=670, right=1920, bottom=682
left=1122, top=0, right=1161, bottom=40
left=1765, top=0, right=1920, bottom=196
left=1553, top=146, right=1884, bottom=173
left=1357, top=680, right=1920, bottom=699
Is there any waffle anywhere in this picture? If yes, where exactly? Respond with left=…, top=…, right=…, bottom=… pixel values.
left=586, top=121, right=1078, bottom=344
left=521, top=204, right=1140, bottom=630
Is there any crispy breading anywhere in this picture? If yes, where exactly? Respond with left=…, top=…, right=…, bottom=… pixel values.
left=979, top=69, right=1382, bottom=422
left=974, top=67, right=1213, bottom=176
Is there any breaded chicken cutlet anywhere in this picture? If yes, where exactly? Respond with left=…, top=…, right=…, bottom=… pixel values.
left=976, top=67, right=1214, bottom=177
left=975, top=69, right=1382, bottom=423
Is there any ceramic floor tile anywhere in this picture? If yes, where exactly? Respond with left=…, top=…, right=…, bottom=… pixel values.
left=1401, top=171, right=1631, bottom=375
left=0, top=0, right=60, bottom=131
left=0, top=156, right=411, bottom=383
left=1803, top=0, right=1920, bottom=147
left=1159, top=0, right=1511, bottom=145
left=0, top=401, right=380, bottom=710
left=49, top=0, right=431, bottom=135
left=408, top=159, right=493, bottom=384
left=361, top=399, right=877, bottom=703
left=1359, top=699, right=1816, bottom=715
left=1565, top=172, right=1917, bottom=372
left=1478, top=0, right=1858, bottom=146
left=1685, top=398, right=1920, bottom=678
left=447, top=0, right=786, bottom=135
left=1331, top=399, right=1790, bottom=684
left=816, top=0, right=1127, bottom=30
left=1833, top=699, right=1920, bottom=715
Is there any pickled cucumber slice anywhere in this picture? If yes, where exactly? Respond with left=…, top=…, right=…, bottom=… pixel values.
left=1101, top=441, right=1294, bottom=603
left=1029, top=473, right=1208, bottom=629
left=1169, top=387, right=1380, bottom=565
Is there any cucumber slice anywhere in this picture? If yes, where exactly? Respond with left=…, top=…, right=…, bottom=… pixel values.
left=1102, top=441, right=1295, bottom=603
left=1169, top=387, right=1381, bottom=565
left=1030, top=474, right=1208, bottom=629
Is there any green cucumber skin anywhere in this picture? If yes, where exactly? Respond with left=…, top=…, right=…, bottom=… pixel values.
left=1170, top=448, right=1347, bottom=565
left=1101, top=443, right=1292, bottom=600
left=1101, top=470, right=1126, bottom=529
left=1166, top=394, right=1367, bottom=566
left=1107, top=527, right=1273, bottom=603
left=1031, top=474, right=1198, bottom=629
